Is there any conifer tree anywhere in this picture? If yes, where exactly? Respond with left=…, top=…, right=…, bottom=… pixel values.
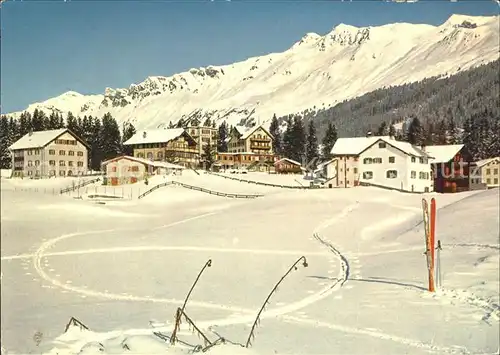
left=122, top=122, right=137, bottom=156
left=99, top=113, right=122, bottom=162
left=291, top=116, right=306, bottom=162
left=282, top=116, right=294, bottom=159
left=48, top=112, right=59, bottom=129
left=406, top=116, right=425, bottom=146
left=269, top=114, right=282, bottom=155
left=217, top=121, right=228, bottom=153
left=389, top=122, right=396, bottom=137
left=89, top=116, right=102, bottom=170
left=66, top=112, right=78, bottom=133
left=436, top=119, right=448, bottom=145
left=377, top=121, right=388, bottom=136
left=0, top=116, right=11, bottom=168
left=306, top=120, right=319, bottom=167
left=321, top=122, right=337, bottom=160
left=202, top=141, right=216, bottom=170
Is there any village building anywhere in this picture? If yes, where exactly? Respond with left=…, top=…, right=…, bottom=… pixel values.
left=470, top=156, right=499, bottom=189
left=215, top=152, right=278, bottom=172
left=123, top=128, right=198, bottom=168
left=226, top=125, right=274, bottom=154
left=8, top=128, right=89, bottom=178
left=100, top=155, right=185, bottom=186
left=426, top=144, right=473, bottom=193
left=324, top=135, right=433, bottom=192
left=274, top=158, right=305, bottom=174
left=185, top=120, right=218, bottom=155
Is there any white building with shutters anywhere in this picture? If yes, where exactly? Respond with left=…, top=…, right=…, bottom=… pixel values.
left=8, top=128, right=89, bottom=178
left=323, top=135, right=433, bottom=193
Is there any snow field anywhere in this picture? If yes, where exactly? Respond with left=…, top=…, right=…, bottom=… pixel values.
left=1, top=179, right=499, bottom=354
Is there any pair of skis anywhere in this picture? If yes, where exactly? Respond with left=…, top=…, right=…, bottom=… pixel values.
left=422, top=198, right=442, bottom=292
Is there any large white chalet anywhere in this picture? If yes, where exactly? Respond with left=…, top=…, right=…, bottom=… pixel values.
left=320, top=135, right=433, bottom=193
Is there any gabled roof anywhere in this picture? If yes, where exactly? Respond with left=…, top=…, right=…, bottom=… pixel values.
left=275, top=158, right=304, bottom=167
left=240, top=124, right=274, bottom=140
left=331, top=136, right=428, bottom=158
left=425, top=144, right=464, bottom=163
left=8, top=128, right=90, bottom=150
left=123, top=128, right=187, bottom=145
left=474, top=156, right=500, bottom=168
left=232, top=124, right=274, bottom=140
left=101, top=155, right=185, bottom=170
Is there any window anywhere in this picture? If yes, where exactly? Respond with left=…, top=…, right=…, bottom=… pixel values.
left=77, top=151, right=84, bottom=157
left=111, top=166, right=117, bottom=172
left=147, top=152, right=153, bottom=160
left=363, top=171, right=373, bottom=180
left=378, top=142, right=386, bottom=148
left=137, top=153, right=144, bottom=158
left=354, top=168, right=358, bottom=174
left=373, top=158, right=382, bottom=164
left=419, top=158, right=424, bottom=164
left=35, top=160, right=40, bottom=166
left=49, top=149, right=55, bottom=155
left=59, top=160, right=65, bottom=166
left=363, top=158, right=372, bottom=164
left=49, top=160, right=55, bottom=166
left=486, top=168, right=491, bottom=174
left=411, top=157, right=416, bottom=163
left=389, top=156, right=395, bottom=163
left=68, top=161, right=73, bottom=167
left=35, top=170, right=40, bottom=176
left=494, top=168, right=498, bottom=175
left=494, top=178, right=498, bottom=185
left=386, top=170, right=397, bottom=179
left=27, top=160, right=33, bottom=167
left=59, top=150, right=65, bottom=155
left=28, top=170, right=33, bottom=176
left=411, top=171, right=416, bottom=179
left=49, top=170, right=56, bottom=176
left=68, top=151, right=75, bottom=156
left=487, top=178, right=491, bottom=184
left=27, top=150, right=32, bottom=156
left=77, top=161, right=84, bottom=167
left=68, top=170, right=73, bottom=176
left=59, top=170, right=65, bottom=176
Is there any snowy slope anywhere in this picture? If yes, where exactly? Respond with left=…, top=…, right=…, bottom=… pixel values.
left=1, top=173, right=499, bottom=354
left=9, top=14, right=500, bottom=131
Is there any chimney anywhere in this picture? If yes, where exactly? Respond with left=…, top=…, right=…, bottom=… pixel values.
left=28, top=130, right=33, bottom=137
left=143, top=131, right=147, bottom=138
left=420, top=144, right=426, bottom=151
left=366, top=131, right=372, bottom=137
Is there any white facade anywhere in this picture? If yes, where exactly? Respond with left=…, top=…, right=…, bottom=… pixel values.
left=326, top=136, right=433, bottom=193
left=9, top=129, right=89, bottom=178
left=358, top=140, right=432, bottom=192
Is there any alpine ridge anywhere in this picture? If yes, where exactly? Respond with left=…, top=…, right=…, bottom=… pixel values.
left=10, top=14, right=500, bottom=131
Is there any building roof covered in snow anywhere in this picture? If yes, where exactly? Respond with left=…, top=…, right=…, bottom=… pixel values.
left=473, top=156, right=500, bottom=168
left=8, top=128, right=89, bottom=150
left=101, top=155, right=185, bottom=170
left=425, top=144, right=464, bottom=163
left=331, top=136, right=428, bottom=157
left=123, top=128, right=188, bottom=145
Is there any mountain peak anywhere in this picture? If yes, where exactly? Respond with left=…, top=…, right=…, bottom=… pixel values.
left=8, top=14, right=499, bottom=131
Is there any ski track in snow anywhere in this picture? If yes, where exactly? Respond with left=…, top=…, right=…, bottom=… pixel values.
left=2, top=199, right=489, bottom=354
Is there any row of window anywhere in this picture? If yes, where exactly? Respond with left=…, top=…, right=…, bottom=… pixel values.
left=362, top=170, right=430, bottom=180
left=472, top=177, right=499, bottom=185
left=27, top=170, right=82, bottom=177
left=55, top=139, right=77, bottom=145
left=109, top=166, right=140, bottom=172
left=27, top=160, right=84, bottom=167
left=485, top=168, right=499, bottom=175
left=362, top=170, right=399, bottom=179
left=48, top=149, right=84, bottom=156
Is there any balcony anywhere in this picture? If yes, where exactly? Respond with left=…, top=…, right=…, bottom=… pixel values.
left=250, top=137, right=271, bottom=142
left=250, top=144, right=271, bottom=150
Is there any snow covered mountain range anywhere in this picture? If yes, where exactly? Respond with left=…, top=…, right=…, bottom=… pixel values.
left=10, top=14, right=500, bottom=130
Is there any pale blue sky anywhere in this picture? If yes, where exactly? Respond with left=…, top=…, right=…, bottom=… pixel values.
left=1, top=0, right=498, bottom=113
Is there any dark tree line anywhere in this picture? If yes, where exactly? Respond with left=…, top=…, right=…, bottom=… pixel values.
left=0, top=109, right=136, bottom=170
left=276, top=60, right=499, bottom=141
